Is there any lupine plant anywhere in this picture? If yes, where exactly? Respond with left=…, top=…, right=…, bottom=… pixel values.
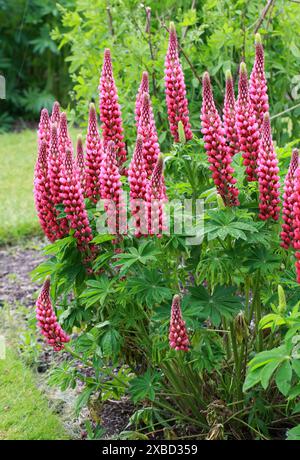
left=32, top=27, right=300, bottom=440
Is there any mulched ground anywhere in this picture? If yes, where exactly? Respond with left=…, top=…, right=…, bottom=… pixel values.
left=0, top=238, right=134, bottom=439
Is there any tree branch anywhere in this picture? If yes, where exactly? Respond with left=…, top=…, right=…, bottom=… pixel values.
left=254, top=0, right=276, bottom=34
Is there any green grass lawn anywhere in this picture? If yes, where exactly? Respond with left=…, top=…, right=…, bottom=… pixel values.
left=0, top=347, right=68, bottom=440
left=0, top=128, right=79, bottom=245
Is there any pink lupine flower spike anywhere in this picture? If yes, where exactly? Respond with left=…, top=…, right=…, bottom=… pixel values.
left=281, top=149, right=299, bottom=249
left=223, top=70, right=239, bottom=156
left=169, top=294, right=189, bottom=351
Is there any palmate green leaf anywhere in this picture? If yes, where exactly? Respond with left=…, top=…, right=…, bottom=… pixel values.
left=287, top=424, right=300, bottom=440
left=129, top=369, right=162, bottom=404
left=183, top=285, right=243, bottom=326
left=275, top=360, right=293, bottom=396
left=127, top=269, right=173, bottom=308
left=244, top=247, right=281, bottom=275
left=112, top=241, right=161, bottom=275
left=204, top=209, right=258, bottom=242
left=80, top=276, right=115, bottom=308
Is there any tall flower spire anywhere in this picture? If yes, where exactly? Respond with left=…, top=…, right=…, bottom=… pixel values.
left=99, top=48, right=127, bottom=169
left=100, top=141, right=127, bottom=236
left=51, top=101, right=60, bottom=126
left=146, top=155, right=167, bottom=237
left=201, top=72, right=239, bottom=207
left=85, top=103, right=102, bottom=203
left=76, top=134, right=85, bottom=189
left=58, top=112, right=73, bottom=158
left=293, top=162, right=300, bottom=282
left=169, top=295, right=189, bottom=351
left=236, top=62, right=261, bottom=181
left=38, top=108, right=51, bottom=153
left=35, top=278, right=70, bottom=351
left=138, top=92, right=160, bottom=179
left=249, top=33, right=269, bottom=132
left=257, top=113, right=280, bottom=221
left=135, top=71, right=149, bottom=128
left=128, top=135, right=148, bottom=237
left=164, top=22, right=192, bottom=143
left=223, top=70, right=239, bottom=156
left=34, top=141, right=62, bottom=242
left=60, top=149, right=93, bottom=249
left=281, top=149, right=299, bottom=249
left=48, top=124, right=69, bottom=237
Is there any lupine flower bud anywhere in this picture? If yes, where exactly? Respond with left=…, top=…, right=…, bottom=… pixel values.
left=48, top=124, right=69, bottom=237
left=201, top=72, right=239, bottom=207
left=38, top=108, right=51, bottom=153
left=234, top=311, right=249, bottom=344
left=169, top=294, right=189, bottom=351
left=99, top=49, right=127, bottom=169
left=76, top=134, right=85, bottom=189
left=164, top=22, right=193, bottom=143
left=135, top=71, right=149, bottom=128
left=100, top=141, right=127, bottom=236
left=278, top=285, right=287, bottom=314
left=60, top=149, right=93, bottom=249
left=51, top=101, right=60, bottom=126
left=35, top=278, right=70, bottom=351
left=223, top=70, right=239, bottom=156
left=85, top=103, right=102, bottom=203
left=128, top=135, right=148, bottom=237
left=58, top=112, right=73, bottom=158
left=249, top=34, right=269, bottom=132
left=146, top=155, right=167, bottom=237
left=236, top=62, right=260, bottom=181
left=292, top=163, right=300, bottom=282
left=257, top=113, right=280, bottom=221
left=34, top=141, right=62, bottom=242
left=280, top=149, right=299, bottom=249
left=138, top=92, right=161, bottom=180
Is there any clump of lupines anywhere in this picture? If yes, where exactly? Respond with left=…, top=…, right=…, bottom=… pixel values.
left=60, top=149, right=93, bottom=249
left=201, top=72, right=239, bottom=207
left=51, top=101, right=60, bottom=126
left=47, top=124, right=69, bottom=237
left=293, top=164, right=300, bottom=282
left=146, top=155, right=167, bottom=237
left=138, top=92, right=160, bottom=178
left=34, top=141, right=62, bottom=242
left=281, top=149, right=299, bottom=249
left=99, top=48, right=127, bottom=170
left=223, top=70, right=239, bottom=156
left=169, top=294, right=189, bottom=351
left=236, top=62, right=261, bottom=182
left=76, top=134, right=85, bottom=188
left=35, top=278, right=70, bottom=351
left=164, top=22, right=193, bottom=143
left=249, top=34, right=269, bottom=132
left=257, top=113, right=280, bottom=221
left=135, top=71, right=149, bottom=128
left=128, top=135, right=148, bottom=236
left=85, top=103, right=102, bottom=203
left=38, top=108, right=51, bottom=153
left=100, top=140, right=127, bottom=236
left=58, top=112, right=73, bottom=157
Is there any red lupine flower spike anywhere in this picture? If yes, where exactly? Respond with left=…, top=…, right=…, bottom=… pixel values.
left=35, top=278, right=70, bottom=351
left=146, top=154, right=167, bottom=237
left=164, top=22, right=192, bottom=143
left=76, top=134, right=85, bottom=189
left=201, top=72, right=239, bottom=207
left=249, top=33, right=269, bottom=133
left=48, top=123, right=69, bottom=237
left=169, top=294, right=189, bottom=351
left=58, top=112, right=73, bottom=158
left=135, top=71, right=149, bottom=128
left=60, top=149, right=93, bottom=249
left=281, top=149, right=299, bottom=249
left=99, top=48, right=127, bottom=170
left=257, top=113, right=280, bottom=221
left=100, top=140, right=127, bottom=236
left=85, top=103, right=102, bottom=203
left=34, top=141, right=62, bottom=242
left=51, top=101, right=60, bottom=126
left=38, top=108, right=51, bottom=154
left=236, top=62, right=260, bottom=182
left=223, top=70, right=239, bottom=156
left=293, top=159, right=300, bottom=282
left=138, top=92, right=160, bottom=179
left=128, top=135, right=148, bottom=237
